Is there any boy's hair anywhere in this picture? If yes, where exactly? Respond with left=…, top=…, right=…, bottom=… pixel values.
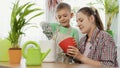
left=56, top=2, right=71, bottom=12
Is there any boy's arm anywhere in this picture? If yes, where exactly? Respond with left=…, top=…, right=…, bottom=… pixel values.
left=40, top=22, right=53, bottom=40
left=40, top=22, right=59, bottom=39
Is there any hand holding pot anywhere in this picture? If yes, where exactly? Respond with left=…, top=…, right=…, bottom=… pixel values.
left=59, top=37, right=77, bottom=53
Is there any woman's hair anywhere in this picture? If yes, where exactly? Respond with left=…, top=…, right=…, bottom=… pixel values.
left=56, top=2, right=71, bottom=12
left=77, top=7, right=104, bottom=30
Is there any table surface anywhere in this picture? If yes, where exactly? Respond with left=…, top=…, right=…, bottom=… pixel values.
left=0, top=59, right=97, bottom=68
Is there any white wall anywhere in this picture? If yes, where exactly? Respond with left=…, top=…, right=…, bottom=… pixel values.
left=0, top=0, right=11, bottom=38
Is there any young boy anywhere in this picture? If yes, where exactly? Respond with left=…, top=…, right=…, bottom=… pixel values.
left=41, top=2, right=79, bottom=63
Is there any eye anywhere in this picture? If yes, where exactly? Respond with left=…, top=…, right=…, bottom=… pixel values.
left=63, top=14, right=67, bottom=17
left=78, top=18, right=83, bottom=22
left=80, top=19, right=83, bottom=22
left=64, top=15, right=67, bottom=17
left=58, top=16, right=61, bottom=19
left=77, top=18, right=83, bottom=22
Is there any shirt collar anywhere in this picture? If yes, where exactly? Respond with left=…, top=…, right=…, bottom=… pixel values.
left=86, top=27, right=100, bottom=44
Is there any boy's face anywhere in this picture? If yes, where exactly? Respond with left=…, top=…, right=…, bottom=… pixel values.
left=56, top=8, right=73, bottom=27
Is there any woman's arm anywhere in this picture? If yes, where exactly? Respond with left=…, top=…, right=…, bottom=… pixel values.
left=77, top=54, right=101, bottom=66
left=99, top=35, right=118, bottom=67
left=67, top=46, right=101, bottom=67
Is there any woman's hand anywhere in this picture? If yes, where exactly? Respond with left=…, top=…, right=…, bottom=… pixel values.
left=67, top=46, right=83, bottom=59
left=67, top=46, right=101, bottom=67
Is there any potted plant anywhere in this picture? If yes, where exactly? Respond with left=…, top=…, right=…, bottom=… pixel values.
left=102, top=0, right=119, bottom=37
left=8, top=0, right=44, bottom=64
left=87, top=0, right=119, bottom=37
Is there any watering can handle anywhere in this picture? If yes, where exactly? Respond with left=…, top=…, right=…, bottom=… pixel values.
left=22, top=41, right=40, bottom=58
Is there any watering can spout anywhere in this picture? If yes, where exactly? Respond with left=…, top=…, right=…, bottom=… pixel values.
left=41, top=49, right=51, bottom=61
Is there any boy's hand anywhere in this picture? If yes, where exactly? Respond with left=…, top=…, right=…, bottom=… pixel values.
left=40, top=21, right=53, bottom=40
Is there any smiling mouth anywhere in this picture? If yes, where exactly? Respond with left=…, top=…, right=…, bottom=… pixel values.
left=61, top=21, right=67, bottom=23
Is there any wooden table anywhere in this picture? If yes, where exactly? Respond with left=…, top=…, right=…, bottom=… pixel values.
left=0, top=59, right=97, bottom=68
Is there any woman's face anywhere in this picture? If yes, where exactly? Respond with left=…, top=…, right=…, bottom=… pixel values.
left=76, top=12, right=92, bottom=34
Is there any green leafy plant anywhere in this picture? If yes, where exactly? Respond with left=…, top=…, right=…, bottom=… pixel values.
left=87, top=0, right=119, bottom=30
left=8, top=0, right=44, bottom=48
left=98, top=0, right=119, bottom=30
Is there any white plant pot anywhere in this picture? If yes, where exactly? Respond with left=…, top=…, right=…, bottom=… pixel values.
left=39, top=40, right=56, bottom=62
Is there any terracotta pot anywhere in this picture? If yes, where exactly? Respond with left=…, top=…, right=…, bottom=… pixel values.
left=8, top=48, right=22, bottom=64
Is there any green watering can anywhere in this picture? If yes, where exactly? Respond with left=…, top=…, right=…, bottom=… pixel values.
left=0, top=38, right=11, bottom=61
left=22, top=41, right=51, bottom=65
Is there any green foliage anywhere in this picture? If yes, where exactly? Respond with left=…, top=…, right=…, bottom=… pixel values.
left=96, top=0, right=119, bottom=18
left=102, top=0, right=119, bottom=30
left=87, top=0, right=119, bottom=30
left=8, top=0, right=44, bottom=48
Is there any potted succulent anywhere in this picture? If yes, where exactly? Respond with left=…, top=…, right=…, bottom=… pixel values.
left=8, top=0, right=44, bottom=64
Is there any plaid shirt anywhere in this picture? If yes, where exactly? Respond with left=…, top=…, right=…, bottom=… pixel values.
left=75, top=28, right=118, bottom=67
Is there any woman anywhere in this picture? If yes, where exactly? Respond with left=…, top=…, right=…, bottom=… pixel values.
left=67, top=7, right=118, bottom=67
